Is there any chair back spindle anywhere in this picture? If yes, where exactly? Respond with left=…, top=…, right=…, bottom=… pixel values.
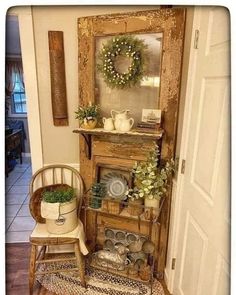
left=29, top=164, right=84, bottom=223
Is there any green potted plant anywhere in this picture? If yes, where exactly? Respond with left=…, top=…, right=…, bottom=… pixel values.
left=75, top=102, right=100, bottom=129
left=89, top=182, right=107, bottom=209
left=41, top=186, right=78, bottom=234
left=126, top=145, right=175, bottom=219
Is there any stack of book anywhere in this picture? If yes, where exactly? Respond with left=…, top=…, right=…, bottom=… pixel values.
left=135, top=121, right=161, bottom=134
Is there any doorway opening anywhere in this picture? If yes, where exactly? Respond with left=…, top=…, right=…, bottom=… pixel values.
left=5, top=14, right=35, bottom=242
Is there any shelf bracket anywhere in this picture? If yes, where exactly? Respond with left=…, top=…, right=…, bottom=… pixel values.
left=80, top=133, right=92, bottom=160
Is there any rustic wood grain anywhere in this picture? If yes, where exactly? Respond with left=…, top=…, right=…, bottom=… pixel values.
left=77, top=8, right=186, bottom=277
left=48, top=31, right=68, bottom=126
left=29, top=244, right=37, bottom=294
left=74, top=242, right=86, bottom=287
left=92, top=138, right=157, bottom=161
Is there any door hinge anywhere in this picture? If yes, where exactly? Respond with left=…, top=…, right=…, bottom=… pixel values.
left=181, top=159, right=186, bottom=174
left=172, top=258, right=176, bottom=270
left=194, top=29, right=200, bottom=49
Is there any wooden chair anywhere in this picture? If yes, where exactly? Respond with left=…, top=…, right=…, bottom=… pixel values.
left=28, top=164, right=87, bottom=294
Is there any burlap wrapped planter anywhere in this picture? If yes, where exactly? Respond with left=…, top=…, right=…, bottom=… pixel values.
left=127, top=198, right=143, bottom=216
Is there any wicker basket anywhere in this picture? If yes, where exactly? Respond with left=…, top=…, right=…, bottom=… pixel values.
left=127, top=198, right=143, bottom=216
left=29, top=184, right=71, bottom=223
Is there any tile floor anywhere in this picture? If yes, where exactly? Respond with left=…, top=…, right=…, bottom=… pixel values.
left=5, top=157, right=35, bottom=243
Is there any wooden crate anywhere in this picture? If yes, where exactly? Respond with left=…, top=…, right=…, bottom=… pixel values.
left=102, top=199, right=121, bottom=215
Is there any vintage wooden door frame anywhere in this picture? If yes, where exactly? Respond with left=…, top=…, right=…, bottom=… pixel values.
left=77, top=8, right=186, bottom=275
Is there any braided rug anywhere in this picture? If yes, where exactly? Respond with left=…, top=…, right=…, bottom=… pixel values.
left=36, top=256, right=165, bottom=295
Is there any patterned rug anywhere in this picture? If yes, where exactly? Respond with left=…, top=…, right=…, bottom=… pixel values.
left=36, top=256, right=165, bottom=295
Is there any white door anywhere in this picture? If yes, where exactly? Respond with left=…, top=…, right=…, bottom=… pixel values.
left=173, top=7, right=230, bottom=295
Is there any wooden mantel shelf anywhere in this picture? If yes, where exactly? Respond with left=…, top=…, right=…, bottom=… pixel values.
left=73, top=127, right=164, bottom=139
left=73, top=128, right=164, bottom=160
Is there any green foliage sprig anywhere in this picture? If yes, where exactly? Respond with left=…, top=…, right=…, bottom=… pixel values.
left=42, top=187, right=75, bottom=203
left=89, top=182, right=107, bottom=209
left=91, top=182, right=107, bottom=198
left=75, top=103, right=100, bottom=124
left=126, top=145, right=175, bottom=200
left=97, top=35, right=148, bottom=89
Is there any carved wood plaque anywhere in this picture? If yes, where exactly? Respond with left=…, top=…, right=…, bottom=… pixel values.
left=48, top=31, right=68, bottom=126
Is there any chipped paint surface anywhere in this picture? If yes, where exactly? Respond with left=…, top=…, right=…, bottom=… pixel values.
left=77, top=8, right=186, bottom=275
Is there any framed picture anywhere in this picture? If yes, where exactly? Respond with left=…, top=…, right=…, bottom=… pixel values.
left=141, top=109, right=161, bottom=123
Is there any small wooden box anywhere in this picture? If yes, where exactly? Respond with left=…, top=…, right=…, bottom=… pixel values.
left=102, top=199, right=121, bottom=215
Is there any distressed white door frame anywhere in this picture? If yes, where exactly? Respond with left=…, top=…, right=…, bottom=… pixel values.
left=164, top=7, right=198, bottom=292
left=9, top=7, right=43, bottom=173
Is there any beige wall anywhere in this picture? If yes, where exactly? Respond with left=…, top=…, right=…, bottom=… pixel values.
left=31, top=5, right=160, bottom=165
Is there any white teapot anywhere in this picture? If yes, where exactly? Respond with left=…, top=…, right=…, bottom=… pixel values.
left=119, top=118, right=134, bottom=132
left=111, top=109, right=133, bottom=131
left=103, top=117, right=114, bottom=131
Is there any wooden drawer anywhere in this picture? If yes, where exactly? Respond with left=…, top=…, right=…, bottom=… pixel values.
left=92, top=137, right=156, bottom=161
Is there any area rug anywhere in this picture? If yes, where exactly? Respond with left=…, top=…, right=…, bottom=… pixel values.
left=36, top=256, right=165, bottom=295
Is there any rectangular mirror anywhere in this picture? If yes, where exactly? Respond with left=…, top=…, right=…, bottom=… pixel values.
left=95, top=33, right=163, bottom=125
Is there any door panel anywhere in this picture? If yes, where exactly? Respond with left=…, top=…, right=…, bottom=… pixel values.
left=173, top=7, right=230, bottom=295
left=179, top=212, right=208, bottom=295
left=192, top=77, right=228, bottom=202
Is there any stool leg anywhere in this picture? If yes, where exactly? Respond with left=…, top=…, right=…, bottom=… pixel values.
left=74, top=242, right=86, bottom=288
left=29, top=244, right=37, bottom=295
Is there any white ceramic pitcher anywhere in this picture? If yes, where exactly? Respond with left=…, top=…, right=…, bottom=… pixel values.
left=103, top=117, right=114, bottom=131
left=111, top=109, right=131, bottom=131
left=119, top=118, right=134, bottom=132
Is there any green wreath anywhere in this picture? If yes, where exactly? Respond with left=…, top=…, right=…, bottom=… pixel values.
left=97, top=35, right=147, bottom=89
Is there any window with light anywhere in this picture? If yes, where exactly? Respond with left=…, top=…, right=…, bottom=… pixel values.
left=11, top=72, right=26, bottom=114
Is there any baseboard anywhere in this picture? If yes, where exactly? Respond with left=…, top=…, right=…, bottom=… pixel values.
left=22, top=153, right=31, bottom=157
